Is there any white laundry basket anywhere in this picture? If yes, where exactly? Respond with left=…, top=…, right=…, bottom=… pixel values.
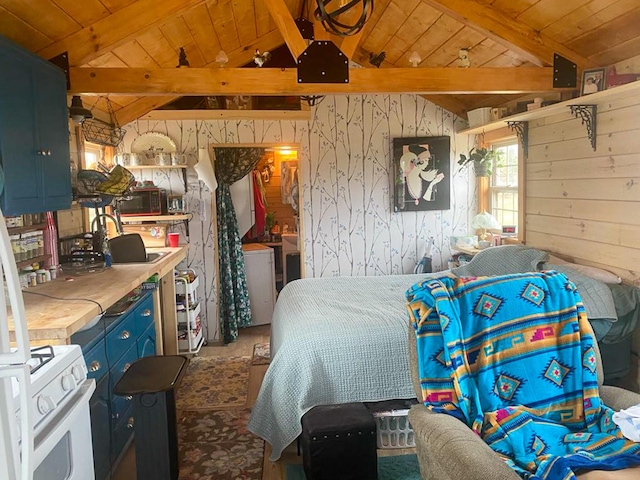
left=372, top=409, right=415, bottom=449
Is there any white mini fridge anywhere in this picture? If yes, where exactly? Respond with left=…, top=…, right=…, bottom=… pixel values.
left=242, top=244, right=276, bottom=325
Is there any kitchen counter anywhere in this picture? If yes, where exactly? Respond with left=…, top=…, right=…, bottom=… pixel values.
left=8, top=246, right=187, bottom=348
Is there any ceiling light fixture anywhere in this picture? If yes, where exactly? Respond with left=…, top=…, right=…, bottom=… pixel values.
left=69, top=95, right=93, bottom=124
left=215, top=50, right=229, bottom=66
left=459, top=48, right=471, bottom=68
left=408, top=51, right=421, bottom=67
left=314, top=0, right=374, bottom=37
left=176, top=47, right=190, bottom=68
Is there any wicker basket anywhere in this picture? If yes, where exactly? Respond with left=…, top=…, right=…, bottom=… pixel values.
left=82, top=118, right=126, bottom=147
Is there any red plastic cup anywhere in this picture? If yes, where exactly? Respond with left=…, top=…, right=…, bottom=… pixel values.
left=168, top=233, right=180, bottom=247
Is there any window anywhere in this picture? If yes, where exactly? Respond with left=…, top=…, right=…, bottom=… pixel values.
left=489, top=141, right=518, bottom=229
left=83, top=142, right=102, bottom=169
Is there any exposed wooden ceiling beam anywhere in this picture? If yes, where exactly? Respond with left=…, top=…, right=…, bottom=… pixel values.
left=339, top=7, right=366, bottom=59
left=114, top=96, right=178, bottom=126
left=262, top=0, right=307, bottom=59
left=422, top=0, right=595, bottom=69
left=70, top=66, right=563, bottom=95
left=419, top=95, right=473, bottom=119
left=36, top=0, right=203, bottom=66
left=111, top=29, right=286, bottom=124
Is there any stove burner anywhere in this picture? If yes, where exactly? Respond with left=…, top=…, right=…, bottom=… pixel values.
left=29, top=345, right=55, bottom=374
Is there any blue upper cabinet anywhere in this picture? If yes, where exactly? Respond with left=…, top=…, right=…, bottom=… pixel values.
left=0, top=35, right=71, bottom=215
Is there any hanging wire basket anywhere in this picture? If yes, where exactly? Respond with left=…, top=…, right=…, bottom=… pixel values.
left=82, top=97, right=126, bottom=147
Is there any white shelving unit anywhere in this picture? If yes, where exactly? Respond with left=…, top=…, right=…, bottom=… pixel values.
left=119, top=164, right=191, bottom=237
left=176, top=269, right=204, bottom=355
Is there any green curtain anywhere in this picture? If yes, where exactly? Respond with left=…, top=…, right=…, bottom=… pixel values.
left=214, top=147, right=265, bottom=343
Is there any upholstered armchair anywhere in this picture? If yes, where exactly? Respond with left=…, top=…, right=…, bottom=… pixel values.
left=406, top=326, right=640, bottom=480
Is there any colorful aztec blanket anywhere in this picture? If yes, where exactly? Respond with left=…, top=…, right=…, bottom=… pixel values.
left=406, top=271, right=640, bottom=479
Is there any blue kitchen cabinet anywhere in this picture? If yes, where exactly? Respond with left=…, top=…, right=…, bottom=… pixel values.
left=90, top=377, right=111, bottom=480
left=71, top=291, right=155, bottom=480
left=0, top=35, right=71, bottom=215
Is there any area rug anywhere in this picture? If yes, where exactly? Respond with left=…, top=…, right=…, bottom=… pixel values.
left=285, top=454, right=421, bottom=480
left=176, top=356, right=251, bottom=410
left=178, top=409, right=263, bottom=480
left=251, top=342, right=271, bottom=365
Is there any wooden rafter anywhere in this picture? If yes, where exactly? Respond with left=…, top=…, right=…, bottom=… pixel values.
left=421, top=0, right=595, bottom=69
left=115, top=96, right=178, bottom=126
left=112, top=29, right=285, bottom=124
left=262, top=0, right=307, bottom=59
left=70, top=66, right=563, bottom=96
left=338, top=6, right=366, bottom=59
left=36, top=0, right=203, bottom=66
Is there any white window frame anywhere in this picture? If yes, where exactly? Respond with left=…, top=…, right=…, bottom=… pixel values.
left=489, top=139, right=519, bottom=230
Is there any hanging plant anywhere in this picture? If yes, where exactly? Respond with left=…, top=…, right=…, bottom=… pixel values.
left=457, top=147, right=503, bottom=177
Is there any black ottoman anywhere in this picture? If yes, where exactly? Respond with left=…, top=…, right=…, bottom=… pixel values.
left=300, top=403, right=377, bottom=480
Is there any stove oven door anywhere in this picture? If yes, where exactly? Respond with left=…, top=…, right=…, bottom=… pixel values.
left=32, top=379, right=95, bottom=480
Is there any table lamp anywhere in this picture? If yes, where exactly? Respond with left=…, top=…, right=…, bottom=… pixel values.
left=471, top=211, right=501, bottom=249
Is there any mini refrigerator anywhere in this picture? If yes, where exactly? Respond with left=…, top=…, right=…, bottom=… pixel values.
left=242, top=244, right=276, bottom=325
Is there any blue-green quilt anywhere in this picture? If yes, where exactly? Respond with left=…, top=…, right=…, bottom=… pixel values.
left=407, top=271, right=640, bottom=479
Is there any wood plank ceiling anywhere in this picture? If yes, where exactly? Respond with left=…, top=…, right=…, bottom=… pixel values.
left=1, top=0, right=639, bottom=123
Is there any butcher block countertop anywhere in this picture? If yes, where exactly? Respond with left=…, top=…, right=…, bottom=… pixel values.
left=8, top=246, right=187, bottom=344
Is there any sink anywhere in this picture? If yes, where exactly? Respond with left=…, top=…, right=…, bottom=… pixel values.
left=145, top=252, right=167, bottom=263
left=112, top=251, right=168, bottom=264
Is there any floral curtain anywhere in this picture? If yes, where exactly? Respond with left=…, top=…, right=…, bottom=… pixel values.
left=214, top=147, right=265, bottom=343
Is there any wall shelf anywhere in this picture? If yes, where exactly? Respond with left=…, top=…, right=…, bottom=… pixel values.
left=140, top=109, right=311, bottom=122
left=120, top=214, right=190, bottom=223
left=16, top=253, right=51, bottom=269
left=7, top=223, right=47, bottom=234
left=124, top=165, right=188, bottom=170
left=458, top=80, right=640, bottom=136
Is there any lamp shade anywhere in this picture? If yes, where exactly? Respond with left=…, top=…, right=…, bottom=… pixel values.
left=69, top=95, right=93, bottom=124
left=471, top=211, right=502, bottom=241
left=194, top=147, right=218, bottom=191
left=471, top=211, right=500, bottom=230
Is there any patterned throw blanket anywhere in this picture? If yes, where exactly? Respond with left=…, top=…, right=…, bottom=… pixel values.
left=407, top=271, right=640, bottom=479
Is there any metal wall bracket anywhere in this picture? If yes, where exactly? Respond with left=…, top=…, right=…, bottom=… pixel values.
left=297, top=41, right=349, bottom=84
left=568, top=105, right=597, bottom=151
left=48, top=51, right=70, bottom=90
left=506, top=121, right=529, bottom=158
left=553, top=54, right=577, bottom=88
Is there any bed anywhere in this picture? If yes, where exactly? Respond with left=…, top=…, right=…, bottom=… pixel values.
left=247, top=245, right=640, bottom=461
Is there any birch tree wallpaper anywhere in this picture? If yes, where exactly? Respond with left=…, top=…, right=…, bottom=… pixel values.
left=122, top=94, right=476, bottom=341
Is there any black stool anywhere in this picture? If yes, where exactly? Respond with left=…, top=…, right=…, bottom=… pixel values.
left=113, top=355, right=189, bottom=480
left=300, top=403, right=377, bottom=480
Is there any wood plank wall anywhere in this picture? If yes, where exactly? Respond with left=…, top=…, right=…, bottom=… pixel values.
left=525, top=94, right=640, bottom=389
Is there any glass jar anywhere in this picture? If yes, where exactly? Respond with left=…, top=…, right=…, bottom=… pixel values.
left=36, top=269, right=47, bottom=284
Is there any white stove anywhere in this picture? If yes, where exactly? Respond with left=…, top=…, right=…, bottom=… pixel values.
left=11, top=345, right=88, bottom=438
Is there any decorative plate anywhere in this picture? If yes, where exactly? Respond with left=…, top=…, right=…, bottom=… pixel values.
left=130, top=132, right=177, bottom=162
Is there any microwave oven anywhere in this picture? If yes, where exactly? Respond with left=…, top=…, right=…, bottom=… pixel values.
left=117, top=188, right=167, bottom=216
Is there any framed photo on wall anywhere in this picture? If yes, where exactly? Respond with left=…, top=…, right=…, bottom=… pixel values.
left=581, top=67, right=606, bottom=95
left=393, top=136, right=450, bottom=212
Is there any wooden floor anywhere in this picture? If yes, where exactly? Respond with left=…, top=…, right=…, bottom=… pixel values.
left=113, top=324, right=413, bottom=480
left=113, top=324, right=295, bottom=480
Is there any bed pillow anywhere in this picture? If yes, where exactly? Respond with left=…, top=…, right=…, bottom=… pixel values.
left=542, top=260, right=621, bottom=284
left=543, top=264, right=618, bottom=324
left=451, top=245, right=549, bottom=277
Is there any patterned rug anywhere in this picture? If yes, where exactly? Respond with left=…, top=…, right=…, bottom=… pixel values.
left=176, top=356, right=251, bottom=410
left=285, top=454, right=421, bottom=479
left=251, top=342, right=271, bottom=365
left=178, top=409, right=264, bottom=480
